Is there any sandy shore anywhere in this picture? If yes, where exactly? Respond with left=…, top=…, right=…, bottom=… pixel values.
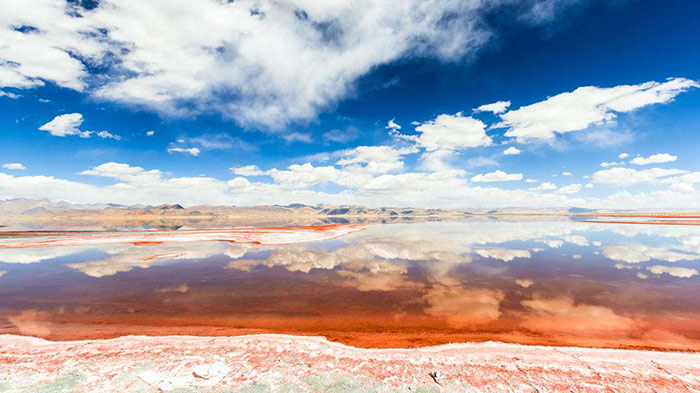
left=1, top=334, right=699, bottom=392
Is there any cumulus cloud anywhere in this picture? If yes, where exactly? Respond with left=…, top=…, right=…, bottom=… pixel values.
left=530, top=182, right=556, bottom=191
left=400, top=112, right=492, bottom=152
left=660, top=172, right=700, bottom=193
left=230, top=165, right=265, bottom=177
left=556, top=183, right=581, bottom=194
left=38, top=113, right=91, bottom=138
left=496, top=78, right=699, bottom=142
left=0, top=159, right=591, bottom=210
left=471, top=170, right=522, bottom=182
left=474, top=100, right=511, bottom=114
left=618, top=153, right=629, bottom=159
left=630, top=153, right=677, bottom=165
left=0, top=0, right=100, bottom=91
left=4, top=0, right=576, bottom=130
left=503, top=146, right=521, bottom=155
left=592, top=167, right=687, bottom=186
left=2, top=163, right=26, bottom=170
left=336, top=146, right=409, bottom=174
left=266, top=163, right=340, bottom=188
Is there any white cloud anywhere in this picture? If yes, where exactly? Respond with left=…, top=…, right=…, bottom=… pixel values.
left=96, top=130, right=121, bottom=140
left=556, top=183, right=581, bottom=194
left=38, top=113, right=91, bottom=138
left=38, top=113, right=119, bottom=140
left=230, top=165, right=265, bottom=177
left=0, top=90, right=20, bottom=99
left=146, top=131, right=155, bottom=136
left=0, top=160, right=591, bottom=209
left=266, top=163, right=340, bottom=188
left=592, top=167, right=687, bottom=185
left=648, top=265, right=699, bottom=278
left=618, top=153, right=629, bottom=159
left=2, top=163, right=26, bottom=170
left=630, top=153, right=677, bottom=165
left=661, top=172, right=700, bottom=193
left=584, top=183, right=593, bottom=189
left=0, top=1, right=101, bottom=90
left=503, top=146, right=521, bottom=155
left=336, top=146, right=409, bottom=174
left=470, top=170, right=522, bottom=183
left=525, top=178, right=537, bottom=183
left=530, top=182, right=556, bottom=191
left=385, top=119, right=401, bottom=132
left=5, top=0, right=561, bottom=130
left=496, top=78, right=699, bottom=142
left=561, top=171, right=572, bottom=176
left=80, top=162, right=163, bottom=183
left=403, top=112, right=492, bottom=152
left=600, top=161, right=622, bottom=168
left=167, top=147, right=200, bottom=156
left=474, top=100, right=511, bottom=114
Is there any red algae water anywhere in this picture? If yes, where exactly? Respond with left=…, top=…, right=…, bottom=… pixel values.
left=1, top=218, right=700, bottom=351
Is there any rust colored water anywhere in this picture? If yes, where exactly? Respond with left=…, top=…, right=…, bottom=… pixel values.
left=1, top=218, right=700, bottom=350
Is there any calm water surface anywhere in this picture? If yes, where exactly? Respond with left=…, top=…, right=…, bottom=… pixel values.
left=1, top=217, right=700, bottom=350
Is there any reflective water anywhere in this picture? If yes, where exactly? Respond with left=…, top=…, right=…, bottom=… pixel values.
left=2, top=217, right=700, bottom=350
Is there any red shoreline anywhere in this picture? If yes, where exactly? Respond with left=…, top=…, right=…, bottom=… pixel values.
left=2, top=333, right=699, bottom=392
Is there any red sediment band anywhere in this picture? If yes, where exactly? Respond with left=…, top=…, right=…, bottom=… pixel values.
left=0, top=224, right=363, bottom=249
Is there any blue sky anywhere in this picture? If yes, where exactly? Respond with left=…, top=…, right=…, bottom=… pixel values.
left=1, top=0, right=699, bottom=208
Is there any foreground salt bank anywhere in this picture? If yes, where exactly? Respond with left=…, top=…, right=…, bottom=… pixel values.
left=1, top=334, right=699, bottom=392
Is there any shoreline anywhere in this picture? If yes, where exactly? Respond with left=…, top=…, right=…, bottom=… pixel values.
left=2, top=333, right=699, bottom=392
